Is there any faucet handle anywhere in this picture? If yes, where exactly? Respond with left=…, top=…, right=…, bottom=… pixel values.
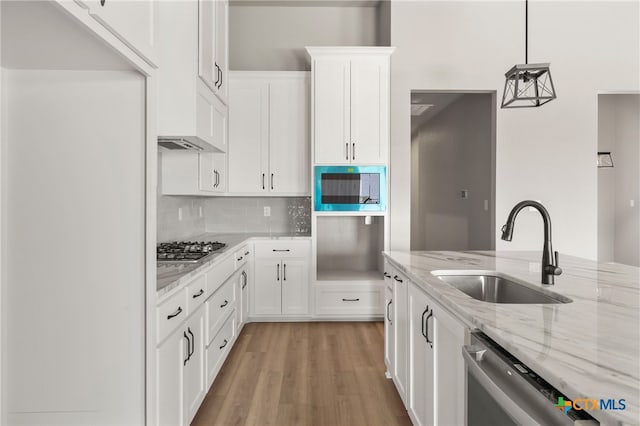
left=553, top=251, right=563, bottom=276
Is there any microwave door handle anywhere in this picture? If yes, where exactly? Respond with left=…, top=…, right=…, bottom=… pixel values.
left=462, top=348, right=543, bottom=426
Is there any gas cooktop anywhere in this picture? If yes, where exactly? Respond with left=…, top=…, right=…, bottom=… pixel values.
left=157, top=241, right=226, bottom=263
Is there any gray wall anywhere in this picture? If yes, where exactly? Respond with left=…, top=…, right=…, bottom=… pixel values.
left=229, top=4, right=381, bottom=70
left=390, top=1, right=640, bottom=259
left=597, top=94, right=640, bottom=266
left=410, top=94, right=493, bottom=251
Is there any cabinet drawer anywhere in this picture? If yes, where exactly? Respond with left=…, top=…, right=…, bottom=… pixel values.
left=186, top=274, right=207, bottom=314
left=206, top=254, right=235, bottom=295
left=157, top=289, right=188, bottom=343
left=206, top=311, right=236, bottom=388
left=206, top=277, right=236, bottom=344
left=234, top=244, right=250, bottom=269
left=254, top=240, right=310, bottom=259
left=315, top=285, right=383, bottom=316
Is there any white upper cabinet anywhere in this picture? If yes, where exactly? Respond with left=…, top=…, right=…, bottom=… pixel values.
left=228, top=72, right=310, bottom=196
left=307, top=47, right=393, bottom=165
left=198, top=0, right=228, bottom=104
left=157, top=1, right=227, bottom=152
left=78, top=0, right=158, bottom=66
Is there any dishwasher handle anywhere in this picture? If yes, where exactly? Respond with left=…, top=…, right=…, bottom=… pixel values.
left=462, top=346, right=543, bottom=426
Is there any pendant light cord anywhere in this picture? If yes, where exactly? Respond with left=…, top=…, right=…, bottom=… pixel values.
left=525, top=0, right=528, bottom=64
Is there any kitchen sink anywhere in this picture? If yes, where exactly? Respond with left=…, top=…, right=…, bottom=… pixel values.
left=431, top=271, right=572, bottom=304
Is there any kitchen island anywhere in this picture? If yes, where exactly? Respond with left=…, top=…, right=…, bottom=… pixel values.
left=383, top=250, right=639, bottom=426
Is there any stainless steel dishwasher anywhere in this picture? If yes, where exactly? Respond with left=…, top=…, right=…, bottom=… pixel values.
left=463, top=332, right=599, bottom=426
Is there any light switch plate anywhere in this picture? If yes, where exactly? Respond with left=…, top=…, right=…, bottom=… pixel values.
left=264, top=206, right=271, bottom=217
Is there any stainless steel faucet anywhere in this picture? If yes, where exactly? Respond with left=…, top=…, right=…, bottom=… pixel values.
left=501, top=200, right=563, bottom=285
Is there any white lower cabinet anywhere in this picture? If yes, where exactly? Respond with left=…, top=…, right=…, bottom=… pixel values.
left=252, top=240, right=310, bottom=317
left=156, top=304, right=205, bottom=426
left=206, top=310, right=236, bottom=388
left=184, top=305, right=206, bottom=424
left=383, top=268, right=393, bottom=376
left=406, top=281, right=467, bottom=426
left=392, top=269, right=408, bottom=403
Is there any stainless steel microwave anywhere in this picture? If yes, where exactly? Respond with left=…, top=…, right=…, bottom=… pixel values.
left=314, top=165, right=386, bottom=212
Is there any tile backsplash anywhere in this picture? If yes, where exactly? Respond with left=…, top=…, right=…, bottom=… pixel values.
left=157, top=196, right=206, bottom=242
left=204, top=197, right=311, bottom=234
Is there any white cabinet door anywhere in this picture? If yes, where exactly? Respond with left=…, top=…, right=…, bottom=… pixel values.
left=198, top=0, right=216, bottom=91
left=433, top=303, right=466, bottom=426
left=183, top=306, right=206, bottom=425
left=392, top=272, right=408, bottom=403
left=350, top=56, right=388, bottom=164
left=88, top=0, right=157, bottom=65
left=157, top=327, right=186, bottom=426
left=228, top=78, right=269, bottom=193
left=214, top=0, right=229, bottom=103
left=253, top=260, right=281, bottom=315
left=199, top=152, right=226, bottom=193
left=408, top=283, right=435, bottom=426
left=384, top=281, right=393, bottom=375
left=269, top=76, right=309, bottom=194
left=313, top=57, right=350, bottom=164
left=281, top=259, right=308, bottom=315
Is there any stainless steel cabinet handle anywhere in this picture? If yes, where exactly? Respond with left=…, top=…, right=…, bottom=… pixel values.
left=192, top=289, right=204, bottom=299
left=276, top=263, right=280, bottom=281
left=272, top=249, right=290, bottom=252
left=220, top=300, right=229, bottom=308
left=219, top=339, right=228, bottom=350
left=352, top=143, right=355, bottom=160
left=342, top=298, right=360, bottom=302
left=283, top=263, right=287, bottom=281
left=167, top=306, right=182, bottom=320
left=271, top=173, right=274, bottom=190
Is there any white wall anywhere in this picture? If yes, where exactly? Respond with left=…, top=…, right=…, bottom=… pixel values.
left=598, top=94, right=640, bottom=266
left=229, top=4, right=380, bottom=70
left=411, top=94, right=493, bottom=251
left=390, top=1, right=640, bottom=259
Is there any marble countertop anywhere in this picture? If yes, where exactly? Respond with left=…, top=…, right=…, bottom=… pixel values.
left=383, top=250, right=640, bottom=426
left=157, top=232, right=311, bottom=296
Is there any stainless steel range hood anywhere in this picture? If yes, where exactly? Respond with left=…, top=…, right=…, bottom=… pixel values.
left=158, top=136, right=219, bottom=152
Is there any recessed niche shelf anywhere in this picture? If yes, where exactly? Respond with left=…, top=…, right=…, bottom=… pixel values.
left=316, top=215, right=384, bottom=282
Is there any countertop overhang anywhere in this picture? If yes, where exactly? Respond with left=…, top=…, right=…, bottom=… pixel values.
left=383, top=250, right=640, bottom=426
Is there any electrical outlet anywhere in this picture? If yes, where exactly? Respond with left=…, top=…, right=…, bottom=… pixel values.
left=178, top=207, right=183, bottom=221
left=264, top=206, right=271, bottom=217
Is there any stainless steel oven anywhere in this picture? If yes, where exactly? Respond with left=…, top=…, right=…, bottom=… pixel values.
left=463, top=332, right=598, bottom=426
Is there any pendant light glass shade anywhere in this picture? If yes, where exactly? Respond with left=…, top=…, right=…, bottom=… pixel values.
left=501, top=63, right=556, bottom=108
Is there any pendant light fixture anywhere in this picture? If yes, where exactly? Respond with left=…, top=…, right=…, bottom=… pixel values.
left=501, top=0, right=557, bottom=108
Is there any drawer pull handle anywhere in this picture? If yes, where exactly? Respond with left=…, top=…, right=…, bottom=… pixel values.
left=237, top=256, right=243, bottom=261
left=244, top=251, right=250, bottom=256
left=272, top=249, right=290, bottom=252
left=167, top=306, right=183, bottom=320
left=220, top=300, right=229, bottom=308
left=192, top=289, right=204, bottom=299
left=393, top=275, right=403, bottom=283
left=383, top=272, right=391, bottom=278
left=342, top=298, right=360, bottom=302
left=219, top=339, right=228, bottom=350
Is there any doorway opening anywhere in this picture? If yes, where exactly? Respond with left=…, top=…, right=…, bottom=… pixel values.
left=410, top=91, right=496, bottom=251
left=597, top=93, right=640, bottom=267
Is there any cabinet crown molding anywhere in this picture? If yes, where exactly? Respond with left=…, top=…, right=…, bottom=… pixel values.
left=305, top=46, right=395, bottom=57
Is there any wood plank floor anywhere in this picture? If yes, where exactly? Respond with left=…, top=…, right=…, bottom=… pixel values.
left=192, top=322, right=412, bottom=426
